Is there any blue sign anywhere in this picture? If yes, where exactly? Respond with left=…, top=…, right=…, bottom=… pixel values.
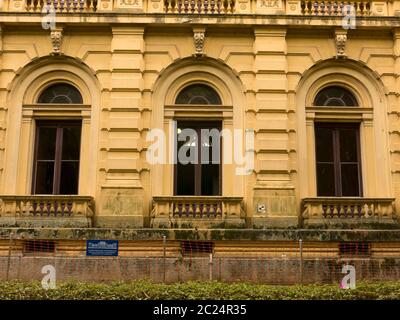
left=86, top=240, right=119, bottom=256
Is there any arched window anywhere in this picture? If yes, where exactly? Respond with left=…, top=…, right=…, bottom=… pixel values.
left=173, top=84, right=222, bottom=196
left=38, top=83, right=83, bottom=104
left=175, top=84, right=222, bottom=105
left=313, top=86, right=358, bottom=107
left=313, top=85, right=362, bottom=197
left=33, top=82, right=83, bottom=195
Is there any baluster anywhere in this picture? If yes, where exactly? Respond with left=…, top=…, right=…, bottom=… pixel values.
left=195, top=203, right=201, bottom=217
left=28, top=200, right=35, bottom=217
left=36, top=0, right=42, bottom=12
left=316, top=204, right=322, bottom=217
left=31, top=0, right=36, bottom=11
left=181, top=203, right=187, bottom=216
left=355, top=1, right=361, bottom=15
left=21, top=200, right=28, bottom=217
left=338, top=1, right=343, bottom=15
left=337, top=204, right=343, bottom=218
left=181, top=0, right=186, bottom=13
left=220, top=0, right=225, bottom=14
left=15, top=200, right=21, bottom=217
left=200, top=0, right=205, bottom=14
left=360, top=1, right=366, bottom=16
left=374, top=203, right=380, bottom=218
left=89, top=0, right=94, bottom=11
left=69, top=201, right=75, bottom=216
left=318, top=1, right=324, bottom=15
left=189, top=203, right=195, bottom=216
left=19, top=200, right=25, bottom=217
left=325, top=1, right=331, bottom=15
left=166, top=0, right=172, bottom=13
left=311, top=1, right=317, bottom=15
left=360, top=203, right=366, bottom=218
left=345, top=205, right=351, bottom=218
left=388, top=203, right=393, bottom=217
left=323, top=1, right=328, bottom=15
left=216, top=203, right=222, bottom=217
left=229, top=0, right=234, bottom=13
left=174, top=203, right=179, bottom=216
left=333, top=1, right=338, bottom=15
left=331, top=205, right=336, bottom=218
left=56, top=201, right=63, bottom=217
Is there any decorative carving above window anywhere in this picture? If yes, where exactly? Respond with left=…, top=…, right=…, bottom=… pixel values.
left=313, top=86, right=358, bottom=107
left=175, top=84, right=222, bottom=105
left=38, top=83, right=83, bottom=104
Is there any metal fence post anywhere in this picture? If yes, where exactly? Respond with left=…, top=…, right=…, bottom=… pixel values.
left=209, top=253, right=213, bottom=281
left=163, top=235, right=166, bottom=283
left=299, top=239, right=303, bottom=284
left=6, top=233, right=14, bottom=281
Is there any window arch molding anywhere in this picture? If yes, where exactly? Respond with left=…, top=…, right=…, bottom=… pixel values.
left=296, top=60, right=391, bottom=200
left=151, top=57, right=246, bottom=198
left=4, top=57, right=101, bottom=196
left=23, top=72, right=91, bottom=106
left=305, top=75, right=368, bottom=109
left=164, top=73, right=233, bottom=107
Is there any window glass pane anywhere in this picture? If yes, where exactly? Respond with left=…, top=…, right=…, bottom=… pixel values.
left=38, top=84, right=83, bottom=104
left=315, top=127, right=334, bottom=162
left=314, top=86, right=358, bottom=107
left=37, top=127, right=57, bottom=160
left=59, top=162, right=79, bottom=194
left=339, top=128, right=358, bottom=162
left=176, top=163, right=195, bottom=195
left=201, top=164, right=220, bottom=195
left=175, top=84, right=222, bottom=105
left=176, top=128, right=196, bottom=195
left=201, top=130, right=221, bottom=196
left=62, top=126, right=82, bottom=160
left=35, top=162, right=54, bottom=194
left=316, top=163, right=336, bottom=196
left=341, top=164, right=360, bottom=196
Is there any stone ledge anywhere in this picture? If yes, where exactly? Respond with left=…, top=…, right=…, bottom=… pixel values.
left=2, top=227, right=400, bottom=241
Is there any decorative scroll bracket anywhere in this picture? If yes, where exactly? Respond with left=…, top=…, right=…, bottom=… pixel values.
left=334, top=29, right=347, bottom=59
left=50, top=26, right=63, bottom=55
left=193, top=27, right=206, bottom=57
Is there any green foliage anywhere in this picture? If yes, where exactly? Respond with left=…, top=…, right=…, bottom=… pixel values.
left=0, top=280, right=400, bottom=300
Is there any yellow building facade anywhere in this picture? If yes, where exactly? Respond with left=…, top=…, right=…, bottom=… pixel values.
left=0, top=0, right=399, bottom=231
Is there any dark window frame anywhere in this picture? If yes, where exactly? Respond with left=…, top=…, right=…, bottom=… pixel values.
left=32, top=120, right=82, bottom=195
left=174, top=120, right=222, bottom=196
left=314, top=122, right=363, bottom=197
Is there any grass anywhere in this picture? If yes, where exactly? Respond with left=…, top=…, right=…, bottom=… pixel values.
left=0, top=280, right=400, bottom=300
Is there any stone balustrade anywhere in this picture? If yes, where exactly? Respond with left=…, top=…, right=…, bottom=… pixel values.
left=25, top=0, right=97, bottom=12
left=151, top=196, right=245, bottom=228
left=165, top=0, right=235, bottom=14
left=0, top=195, right=94, bottom=227
left=301, top=0, right=372, bottom=16
left=3, top=0, right=397, bottom=16
left=302, top=197, right=397, bottom=226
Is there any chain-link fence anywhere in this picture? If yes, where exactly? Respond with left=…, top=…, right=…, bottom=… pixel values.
left=1, top=235, right=400, bottom=284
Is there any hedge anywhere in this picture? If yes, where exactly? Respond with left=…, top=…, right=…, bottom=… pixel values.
left=1, top=280, right=400, bottom=300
